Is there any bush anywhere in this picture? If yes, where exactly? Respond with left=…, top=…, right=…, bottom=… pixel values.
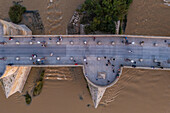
left=33, top=70, right=45, bottom=96
left=8, top=4, right=26, bottom=24
left=33, top=81, right=44, bottom=96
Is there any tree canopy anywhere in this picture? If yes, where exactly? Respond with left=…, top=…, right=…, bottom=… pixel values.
left=80, top=0, right=132, bottom=34
left=8, top=3, right=26, bottom=24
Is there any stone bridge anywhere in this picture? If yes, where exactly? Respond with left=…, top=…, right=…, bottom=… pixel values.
left=1, top=23, right=170, bottom=108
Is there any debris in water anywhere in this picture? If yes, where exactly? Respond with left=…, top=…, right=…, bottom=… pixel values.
left=87, top=104, right=90, bottom=107
left=79, top=95, right=83, bottom=100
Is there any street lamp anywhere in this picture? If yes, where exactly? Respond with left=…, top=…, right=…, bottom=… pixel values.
left=111, top=41, right=115, bottom=45
left=16, top=56, right=20, bottom=61
left=97, top=57, right=101, bottom=61
left=56, top=57, right=60, bottom=60
left=97, top=41, right=101, bottom=45
left=70, top=41, right=74, bottom=45
left=84, top=41, right=87, bottom=45
left=70, top=56, right=74, bottom=60
left=56, top=41, right=61, bottom=45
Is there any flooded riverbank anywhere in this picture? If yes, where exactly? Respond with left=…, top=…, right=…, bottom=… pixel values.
left=0, top=0, right=85, bottom=35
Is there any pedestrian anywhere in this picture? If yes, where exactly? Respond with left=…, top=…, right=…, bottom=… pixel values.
left=93, top=37, right=96, bottom=41
left=112, top=69, right=115, bottom=73
left=86, top=62, right=88, bottom=65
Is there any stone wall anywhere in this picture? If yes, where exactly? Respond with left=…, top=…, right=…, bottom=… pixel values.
left=0, top=19, right=32, bottom=36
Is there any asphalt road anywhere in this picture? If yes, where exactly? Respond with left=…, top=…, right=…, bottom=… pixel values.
left=0, top=44, right=169, bottom=59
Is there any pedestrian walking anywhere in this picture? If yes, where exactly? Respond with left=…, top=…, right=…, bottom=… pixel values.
left=93, top=37, right=96, bottom=41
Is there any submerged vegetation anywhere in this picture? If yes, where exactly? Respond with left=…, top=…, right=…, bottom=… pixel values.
left=33, top=70, right=45, bottom=96
left=79, top=0, right=133, bottom=34
left=23, top=91, right=32, bottom=105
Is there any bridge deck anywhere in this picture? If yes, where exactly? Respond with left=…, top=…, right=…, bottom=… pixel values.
left=0, top=36, right=170, bottom=86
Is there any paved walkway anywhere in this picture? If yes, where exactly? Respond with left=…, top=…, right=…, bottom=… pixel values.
left=0, top=35, right=170, bottom=86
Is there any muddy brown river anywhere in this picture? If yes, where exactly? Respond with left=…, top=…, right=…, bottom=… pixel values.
left=0, top=0, right=170, bottom=112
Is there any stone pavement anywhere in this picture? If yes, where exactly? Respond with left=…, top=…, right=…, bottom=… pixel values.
left=0, top=34, right=170, bottom=108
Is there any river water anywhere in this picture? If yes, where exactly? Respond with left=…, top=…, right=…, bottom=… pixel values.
left=0, top=0, right=170, bottom=112
left=0, top=67, right=170, bottom=113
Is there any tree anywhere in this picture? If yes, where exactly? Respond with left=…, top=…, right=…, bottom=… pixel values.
left=8, top=3, right=26, bottom=24
left=80, top=0, right=132, bottom=34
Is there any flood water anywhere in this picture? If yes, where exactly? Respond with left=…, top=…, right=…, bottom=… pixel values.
left=0, top=0, right=85, bottom=35
left=0, top=67, right=170, bottom=113
left=0, top=0, right=170, bottom=112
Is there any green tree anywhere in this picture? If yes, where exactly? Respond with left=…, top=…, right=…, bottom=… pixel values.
left=80, top=0, right=132, bottom=34
left=8, top=4, right=26, bottom=24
